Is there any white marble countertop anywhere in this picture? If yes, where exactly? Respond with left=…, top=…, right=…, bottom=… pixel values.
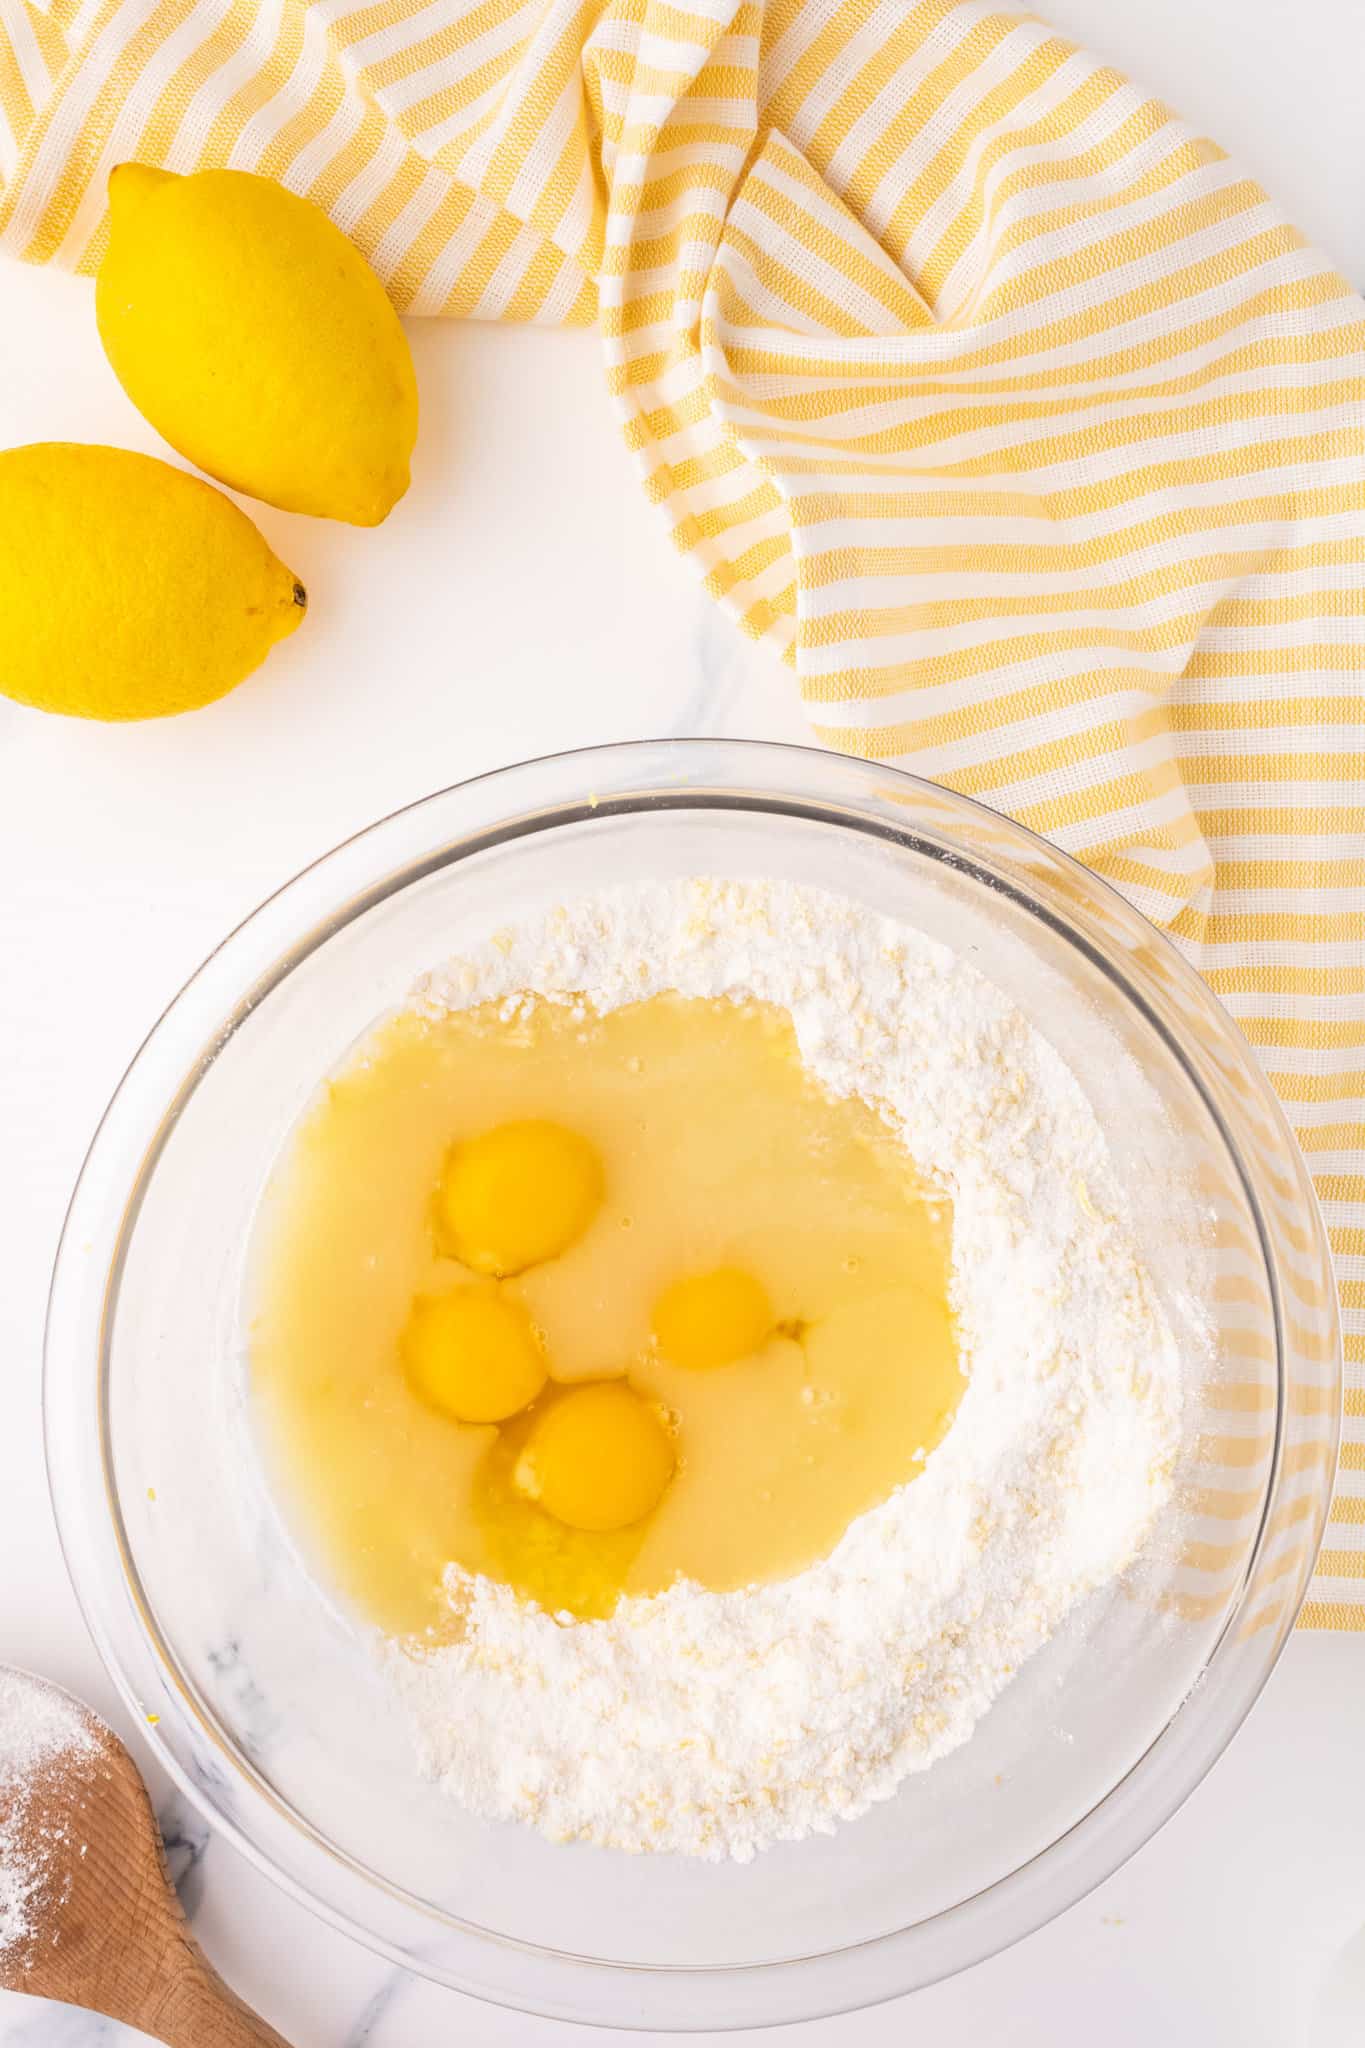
left=3, top=3, right=1364, bottom=2039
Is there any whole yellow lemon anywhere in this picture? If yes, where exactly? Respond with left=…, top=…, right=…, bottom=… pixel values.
left=96, top=165, right=418, bottom=526
left=0, top=443, right=307, bottom=720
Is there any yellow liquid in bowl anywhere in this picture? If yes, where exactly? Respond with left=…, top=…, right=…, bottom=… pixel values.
left=250, top=994, right=963, bottom=1630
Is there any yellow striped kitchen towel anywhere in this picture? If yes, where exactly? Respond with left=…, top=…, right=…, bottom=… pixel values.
left=1, top=0, right=1362, bottom=1621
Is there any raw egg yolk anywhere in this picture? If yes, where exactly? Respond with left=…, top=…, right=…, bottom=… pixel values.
left=402, top=1287, right=547, bottom=1423
left=517, top=1382, right=675, bottom=1533
left=652, top=1266, right=773, bottom=1369
left=436, top=1119, right=603, bottom=1276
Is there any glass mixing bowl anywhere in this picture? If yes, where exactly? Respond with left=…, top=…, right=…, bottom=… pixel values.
left=45, top=740, right=1340, bottom=2030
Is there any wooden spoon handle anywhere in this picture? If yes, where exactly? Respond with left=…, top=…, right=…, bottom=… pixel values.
left=98, top=1911, right=293, bottom=2048
left=142, top=1940, right=295, bottom=2048
left=0, top=1672, right=295, bottom=2047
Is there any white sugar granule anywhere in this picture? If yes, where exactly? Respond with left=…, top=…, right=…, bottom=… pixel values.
left=381, top=879, right=1183, bottom=1862
left=0, top=1672, right=95, bottom=1960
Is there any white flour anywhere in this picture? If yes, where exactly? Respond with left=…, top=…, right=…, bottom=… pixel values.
left=382, top=879, right=1183, bottom=1861
left=0, top=1672, right=95, bottom=1960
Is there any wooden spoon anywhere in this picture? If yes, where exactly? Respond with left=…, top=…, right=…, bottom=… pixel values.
left=0, top=1668, right=290, bottom=2046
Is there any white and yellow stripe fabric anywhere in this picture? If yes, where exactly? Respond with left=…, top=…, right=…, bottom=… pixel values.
left=2, top=0, right=1362, bottom=1621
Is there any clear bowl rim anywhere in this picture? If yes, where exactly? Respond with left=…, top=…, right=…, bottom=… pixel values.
left=43, top=736, right=1342, bottom=2031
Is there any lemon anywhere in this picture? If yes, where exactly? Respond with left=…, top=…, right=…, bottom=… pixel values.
left=96, top=165, right=418, bottom=526
left=0, top=443, right=306, bottom=721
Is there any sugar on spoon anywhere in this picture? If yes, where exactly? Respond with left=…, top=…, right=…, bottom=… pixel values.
left=0, top=1665, right=289, bottom=2046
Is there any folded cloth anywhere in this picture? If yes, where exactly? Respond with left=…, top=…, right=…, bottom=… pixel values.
left=2, top=0, right=1361, bottom=1621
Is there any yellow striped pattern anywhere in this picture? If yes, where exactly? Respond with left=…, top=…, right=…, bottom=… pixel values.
left=2, top=0, right=1361, bottom=1619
